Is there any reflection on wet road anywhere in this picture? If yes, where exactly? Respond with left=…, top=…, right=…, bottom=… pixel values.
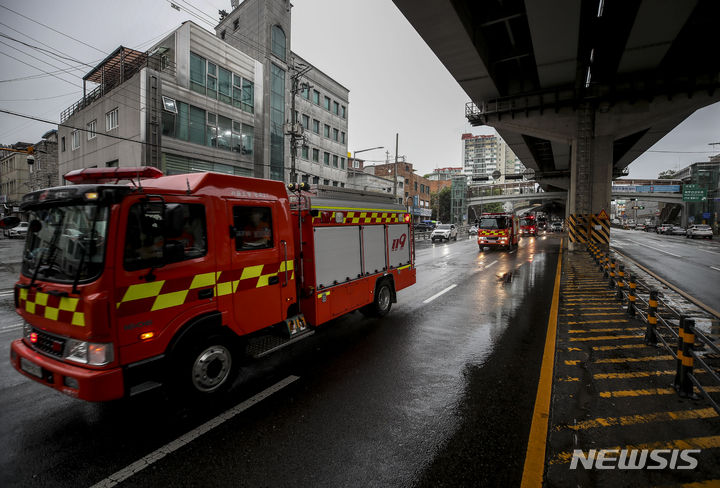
left=1, top=235, right=561, bottom=488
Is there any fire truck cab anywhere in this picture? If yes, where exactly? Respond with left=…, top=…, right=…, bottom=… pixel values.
left=10, top=168, right=415, bottom=402
left=476, top=212, right=519, bottom=251
left=519, top=215, right=537, bottom=237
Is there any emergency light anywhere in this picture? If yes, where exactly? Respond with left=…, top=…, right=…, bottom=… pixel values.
left=64, top=166, right=163, bottom=184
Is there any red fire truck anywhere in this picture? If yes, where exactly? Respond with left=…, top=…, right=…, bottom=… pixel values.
left=519, top=215, right=537, bottom=237
left=8, top=168, right=416, bottom=402
left=476, top=212, right=519, bottom=251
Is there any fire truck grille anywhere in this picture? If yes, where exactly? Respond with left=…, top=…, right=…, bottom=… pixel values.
left=31, top=329, right=66, bottom=359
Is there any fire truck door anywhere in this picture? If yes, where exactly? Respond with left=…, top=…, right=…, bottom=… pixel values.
left=228, top=202, right=284, bottom=333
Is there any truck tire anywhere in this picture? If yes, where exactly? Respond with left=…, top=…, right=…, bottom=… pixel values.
left=172, top=333, right=238, bottom=398
left=360, top=280, right=393, bottom=317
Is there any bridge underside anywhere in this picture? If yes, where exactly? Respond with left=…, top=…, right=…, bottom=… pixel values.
left=393, top=0, right=720, bottom=245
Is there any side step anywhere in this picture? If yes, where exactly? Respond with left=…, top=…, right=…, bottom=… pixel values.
left=246, top=315, right=313, bottom=359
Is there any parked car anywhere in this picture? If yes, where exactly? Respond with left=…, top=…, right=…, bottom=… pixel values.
left=686, top=224, right=713, bottom=239
left=431, top=223, right=458, bottom=242
left=669, top=226, right=687, bottom=236
left=468, top=225, right=478, bottom=235
left=8, top=221, right=29, bottom=238
left=644, top=222, right=657, bottom=232
left=656, top=224, right=673, bottom=234
left=635, top=223, right=646, bottom=231
left=413, top=223, right=433, bottom=233
left=550, top=221, right=563, bottom=232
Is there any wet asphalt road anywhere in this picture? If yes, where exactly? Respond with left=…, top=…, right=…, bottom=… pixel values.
left=610, top=228, right=720, bottom=310
left=0, top=234, right=560, bottom=488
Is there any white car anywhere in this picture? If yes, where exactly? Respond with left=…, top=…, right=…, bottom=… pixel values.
left=431, top=224, right=457, bottom=242
left=468, top=225, right=478, bottom=235
left=686, top=224, right=713, bottom=239
left=9, top=221, right=29, bottom=238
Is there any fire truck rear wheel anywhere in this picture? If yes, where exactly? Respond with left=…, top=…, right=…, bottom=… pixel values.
left=360, top=281, right=393, bottom=317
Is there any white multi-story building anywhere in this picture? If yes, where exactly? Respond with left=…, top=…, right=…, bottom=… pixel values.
left=461, top=133, right=525, bottom=184
left=58, top=0, right=349, bottom=186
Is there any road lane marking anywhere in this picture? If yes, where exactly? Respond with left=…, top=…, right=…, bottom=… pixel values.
left=612, top=249, right=720, bottom=319
left=484, top=259, right=498, bottom=269
left=422, top=284, right=458, bottom=304
left=567, top=327, right=642, bottom=333
left=593, top=344, right=646, bottom=351
left=569, top=334, right=641, bottom=342
left=0, top=322, right=23, bottom=333
left=520, top=238, right=562, bottom=488
left=599, top=384, right=718, bottom=397
left=559, top=407, right=718, bottom=431
left=623, top=240, right=683, bottom=257
left=594, top=355, right=673, bottom=363
left=711, top=266, right=720, bottom=272
left=89, top=375, right=300, bottom=488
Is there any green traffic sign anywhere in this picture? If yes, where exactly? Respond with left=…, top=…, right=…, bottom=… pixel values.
left=682, top=184, right=707, bottom=202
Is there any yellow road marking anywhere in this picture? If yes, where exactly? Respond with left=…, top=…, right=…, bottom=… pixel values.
left=558, top=407, right=717, bottom=431
left=682, top=481, right=720, bottom=488
left=558, top=376, right=580, bottom=382
left=569, top=334, right=640, bottom=342
left=552, top=435, right=720, bottom=465
left=567, top=347, right=582, bottom=351
left=562, top=312, right=627, bottom=316
left=564, top=360, right=580, bottom=366
left=597, top=370, right=711, bottom=382
left=520, top=239, right=563, bottom=488
left=593, top=344, right=646, bottom=351
left=566, top=320, right=630, bottom=325
left=601, top=385, right=719, bottom=398
left=594, top=355, right=673, bottom=364
left=568, top=327, right=641, bottom=333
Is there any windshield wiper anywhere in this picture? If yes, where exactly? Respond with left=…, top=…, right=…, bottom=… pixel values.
left=72, top=209, right=100, bottom=294
left=29, top=214, right=65, bottom=288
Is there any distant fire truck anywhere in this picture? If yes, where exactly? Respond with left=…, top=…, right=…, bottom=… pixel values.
left=476, top=212, right=519, bottom=251
left=520, top=215, right=537, bottom=237
left=8, top=168, right=416, bottom=401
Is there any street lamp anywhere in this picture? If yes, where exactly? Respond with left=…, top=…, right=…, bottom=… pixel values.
left=352, top=146, right=384, bottom=168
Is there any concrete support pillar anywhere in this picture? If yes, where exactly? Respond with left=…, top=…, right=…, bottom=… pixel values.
left=567, top=104, right=613, bottom=251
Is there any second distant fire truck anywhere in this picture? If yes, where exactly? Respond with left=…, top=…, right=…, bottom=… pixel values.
left=520, top=215, right=537, bottom=237
left=477, top=212, right=519, bottom=251
left=9, top=168, right=416, bottom=402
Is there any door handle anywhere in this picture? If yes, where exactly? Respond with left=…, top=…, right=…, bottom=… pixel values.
left=198, top=288, right=214, bottom=299
left=268, top=276, right=280, bottom=285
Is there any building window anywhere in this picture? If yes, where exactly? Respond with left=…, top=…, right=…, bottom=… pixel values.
left=340, top=157, right=345, bottom=169
left=241, top=123, right=254, bottom=155
left=333, top=101, right=339, bottom=115
left=301, top=145, right=309, bottom=159
left=324, top=179, right=330, bottom=186
left=71, top=130, right=80, bottom=150
left=271, top=25, right=286, bottom=61
left=218, top=66, right=232, bottom=104
left=312, top=148, right=319, bottom=162
left=106, top=160, right=118, bottom=167
left=233, top=19, right=239, bottom=30
left=61, top=136, right=66, bottom=152
left=220, top=30, right=226, bottom=40
left=332, top=155, right=338, bottom=168
left=242, top=78, right=254, bottom=113
left=301, top=85, right=310, bottom=99
left=323, top=152, right=330, bottom=166
left=302, top=114, right=310, bottom=130
left=323, top=96, right=331, bottom=111
left=353, top=160, right=359, bottom=169
left=105, top=108, right=118, bottom=131
left=206, top=62, right=217, bottom=99
left=87, top=120, right=96, bottom=140
left=190, top=52, right=206, bottom=94
left=341, top=105, right=346, bottom=118
left=323, top=124, right=330, bottom=138
left=301, top=174, right=309, bottom=183
left=312, top=119, right=319, bottom=134
left=333, top=128, right=339, bottom=142
left=341, top=131, right=345, bottom=144
left=312, top=90, right=320, bottom=105
left=313, top=176, right=319, bottom=184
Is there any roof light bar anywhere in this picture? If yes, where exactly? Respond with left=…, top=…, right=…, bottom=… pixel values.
left=64, top=166, right=163, bottom=184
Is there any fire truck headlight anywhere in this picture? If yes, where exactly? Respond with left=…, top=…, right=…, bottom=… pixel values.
left=65, top=340, right=114, bottom=366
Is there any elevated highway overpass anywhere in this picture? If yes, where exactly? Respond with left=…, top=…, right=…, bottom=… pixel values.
left=392, top=0, right=720, bottom=247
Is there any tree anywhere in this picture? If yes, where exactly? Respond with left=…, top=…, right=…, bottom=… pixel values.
left=431, top=187, right=452, bottom=222
left=658, top=170, right=676, bottom=179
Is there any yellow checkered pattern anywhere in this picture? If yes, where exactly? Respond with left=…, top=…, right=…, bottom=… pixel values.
left=312, top=210, right=402, bottom=225
left=18, top=288, right=85, bottom=326
left=479, top=230, right=508, bottom=236
left=117, top=260, right=295, bottom=312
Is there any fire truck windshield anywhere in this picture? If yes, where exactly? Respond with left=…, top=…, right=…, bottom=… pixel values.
left=480, top=217, right=510, bottom=229
left=21, top=204, right=109, bottom=283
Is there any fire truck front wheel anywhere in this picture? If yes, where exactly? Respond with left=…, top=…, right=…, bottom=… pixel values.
left=173, top=334, right=238, bottom=397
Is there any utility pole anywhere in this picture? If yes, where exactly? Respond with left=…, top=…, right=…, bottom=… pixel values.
left=393, top=133, right=399, bottom=202
left=288, top=63, right=311, bottom=184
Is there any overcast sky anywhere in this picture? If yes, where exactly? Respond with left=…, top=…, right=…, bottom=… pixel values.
left=0, top=0, right=717, bottom=179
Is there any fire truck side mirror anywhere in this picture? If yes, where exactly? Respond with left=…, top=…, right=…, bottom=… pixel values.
left=0, top=216, right=20, bottom=229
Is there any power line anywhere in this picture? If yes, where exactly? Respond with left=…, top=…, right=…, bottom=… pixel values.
left=0, top=31, right=93, bottom=67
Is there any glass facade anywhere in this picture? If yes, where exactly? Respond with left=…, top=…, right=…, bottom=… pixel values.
left=270, top=63, right=285, bottom=181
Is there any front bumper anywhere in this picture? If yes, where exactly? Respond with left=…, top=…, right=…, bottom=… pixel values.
left=10, top=339, right=124, bottom=402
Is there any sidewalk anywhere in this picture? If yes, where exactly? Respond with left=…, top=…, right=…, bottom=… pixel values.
left=0, top=236, right=23, bottom=292
left=544, top=249, right=720, bottom=487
